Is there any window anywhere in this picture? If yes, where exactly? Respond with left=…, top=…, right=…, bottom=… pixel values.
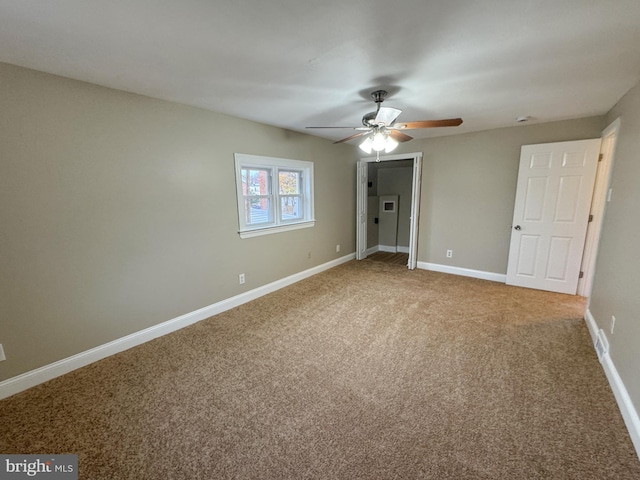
left=234, top=154, right=314, bottom=238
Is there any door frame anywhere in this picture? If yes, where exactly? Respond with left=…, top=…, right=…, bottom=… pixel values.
left=578, top=117, right=621, bottom=296
left=356, top=152, right=423, bottom=269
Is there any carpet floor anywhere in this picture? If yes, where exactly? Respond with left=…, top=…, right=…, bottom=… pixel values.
left=1, top=261, right=639, bottom=479
left=364, top=251, right=409, bottom=265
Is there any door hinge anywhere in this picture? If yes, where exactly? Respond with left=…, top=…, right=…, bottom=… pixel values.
left=579, top=271, right=584, bottom=279
left=599, top=153, right=604, bottom=162
left=588, top=214, right=594, bottom=223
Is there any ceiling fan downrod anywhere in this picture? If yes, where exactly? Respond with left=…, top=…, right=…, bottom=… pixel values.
left=371, top=89, right=388, bottom=106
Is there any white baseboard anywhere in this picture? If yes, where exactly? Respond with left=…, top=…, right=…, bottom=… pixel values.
left=0, top=253, right=356, bottom=400
left=584, top=309, right=640, bottom=459
left=366, top=246, right=379, bottom=256
left=416, top=262, right=506, bottom=283
left=366, top=245, right=409, bottom=255
left=584, top=308, right=599, bottom=344
left=601, top=353, right=640, bottom=459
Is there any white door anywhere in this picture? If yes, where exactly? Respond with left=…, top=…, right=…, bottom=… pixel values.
left=506, top=139, right=601, bottom=294
left=356, top=161, right=368, bottom=260
left=408, top=158, right=422, bottom=269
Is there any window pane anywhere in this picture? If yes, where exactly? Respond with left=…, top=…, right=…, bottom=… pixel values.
left=242, top=168, right=270, bottom=196
left=235, top=153, right=314, bottom=237
left=279, top=170, right=300, bottom=195
left=245, top=198, right=272, bottom=225
left=280, top=196, right=302, bottom=221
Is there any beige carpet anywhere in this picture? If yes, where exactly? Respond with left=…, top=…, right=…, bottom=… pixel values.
left=2, top=261, right=639, bottom=479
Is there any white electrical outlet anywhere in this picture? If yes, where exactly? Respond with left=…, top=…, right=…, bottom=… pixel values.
left=336, top=244, right=341, bottom=253
left=446, top=249, right=453, bottom=258
left=239, top=273, right=245, bottom=285
left=611, top=315, right=616, bottom=334
left=0, top=344, right=5, bottom=362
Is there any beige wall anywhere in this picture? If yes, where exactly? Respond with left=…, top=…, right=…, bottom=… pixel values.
left=390, top=117, right=606, bottom=273
left=589, top=80, right=640, bottom=414
left=0, top=63, right=357, bottom=380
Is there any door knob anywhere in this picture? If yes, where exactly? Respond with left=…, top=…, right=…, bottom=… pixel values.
left=514, top=225, right=522, bottom=230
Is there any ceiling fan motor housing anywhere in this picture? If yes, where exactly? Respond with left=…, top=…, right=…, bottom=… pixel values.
left=362, top=111, right=377, bottom=126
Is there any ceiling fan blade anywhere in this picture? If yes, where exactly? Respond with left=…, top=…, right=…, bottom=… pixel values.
left=333, top=131, right=369, bottom=144
left=374, top=107, right=402, bottom=125
left=306, top=126, right=360, bottom=129
left=388, top=130, right=413, bottom=143
left=393, top=118, right=463, bottom=129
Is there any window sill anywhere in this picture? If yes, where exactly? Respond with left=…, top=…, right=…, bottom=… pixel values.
left=239, top=220, right=315, bottom=239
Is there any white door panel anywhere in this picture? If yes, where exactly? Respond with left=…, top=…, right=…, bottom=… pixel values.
left=408, top=159, right=422, bottom=269
left=506, top=139, right=600, bottom=294
left=546, top=236, right=571, bottom=280
left=523, top=177, right=548, bottom=221
left=356, top=161, right=368, bottom=260
left=515, top=234, right=539, bottom=277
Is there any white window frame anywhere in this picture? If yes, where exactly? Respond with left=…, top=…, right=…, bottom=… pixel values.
left=234, top=153, right=315, bottom=239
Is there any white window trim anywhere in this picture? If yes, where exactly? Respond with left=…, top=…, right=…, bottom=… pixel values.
left=234, top=153, right=315, bottom=239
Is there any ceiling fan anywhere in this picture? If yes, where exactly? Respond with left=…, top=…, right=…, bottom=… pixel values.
left=306, top=90, right=462, bottom=155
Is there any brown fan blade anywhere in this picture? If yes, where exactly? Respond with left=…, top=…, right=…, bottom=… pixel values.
left=393, top=118, right=463, bottom=129
left=389, top=130, right=413, bottom=143
left=333, top=131, right=369, bottom=144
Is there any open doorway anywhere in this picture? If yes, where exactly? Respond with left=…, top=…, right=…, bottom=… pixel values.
left=356, top=152, right=423, bottom=269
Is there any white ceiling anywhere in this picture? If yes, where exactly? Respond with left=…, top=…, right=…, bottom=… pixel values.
left=1, top=0, right=640, bottom=142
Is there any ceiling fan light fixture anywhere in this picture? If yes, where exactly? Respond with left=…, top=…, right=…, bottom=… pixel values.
left=359, top=137, right=373, bottom=154
left=384, top=137, right=398, bottom=153
left=371, top=131, right=387, bottom=151
left=360, top=130, right=398, bottom=154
